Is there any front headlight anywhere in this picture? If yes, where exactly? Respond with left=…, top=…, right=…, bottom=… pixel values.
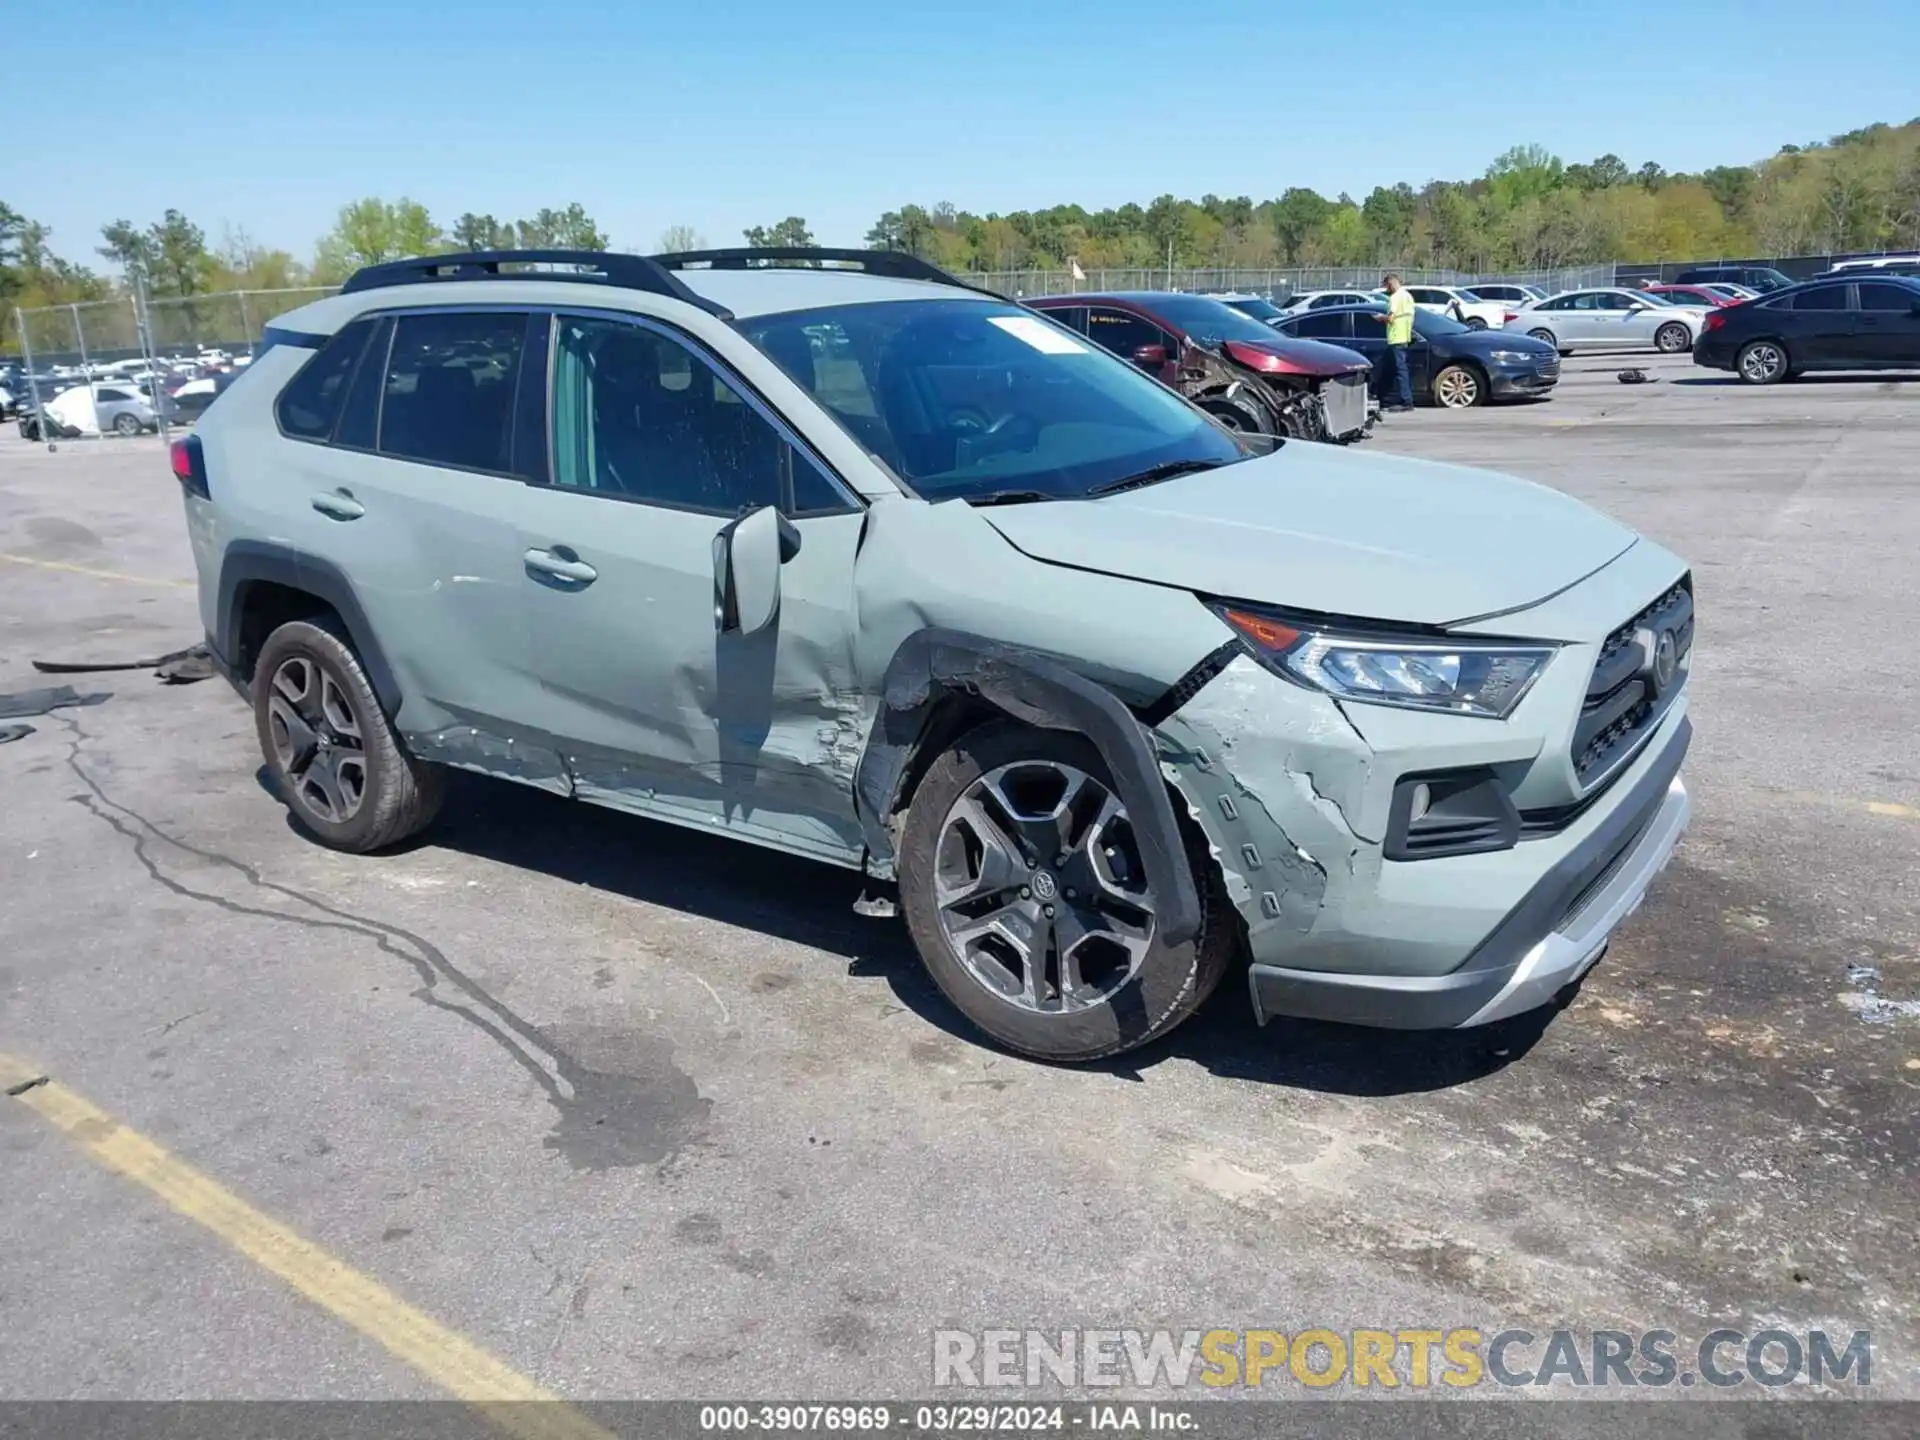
left=1211, top=604, right=1556, bottom=719
left=1488, top=349, right=1538, bottom=364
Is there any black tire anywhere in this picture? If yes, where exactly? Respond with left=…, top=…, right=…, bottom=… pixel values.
left=112, top=411, right=141, bottom=436
left=1527, top=327, right=1557, bottom=348
left=1465, top=317, right=1488, bottom=331
left=1654, top=322, right=1691, bottom=355
left=1736, top=339, right=1790, bottom=386
left=1199, top=397, right=1271, bottom=436
left=897, top=720, right=1237, bottom=1063
left=253, top=617, right=443, bottom=852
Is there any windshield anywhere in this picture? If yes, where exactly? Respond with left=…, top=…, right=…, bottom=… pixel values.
left=1136, top=294, right=1286, bottom=345
left=1220, top=296, right=1284, bottom=322
left=1409, top=308, right=1470, bottom=337
left=741, top=298, right=1247, bottom=503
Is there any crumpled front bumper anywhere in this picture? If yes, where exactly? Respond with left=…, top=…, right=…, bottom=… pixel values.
left=1152, top=651, right=1691, bottom=1032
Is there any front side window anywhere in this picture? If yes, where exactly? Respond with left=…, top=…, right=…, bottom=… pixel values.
left=550, top=316, right=790, bottom=514
left=1084, top=308, right=1167, bottom=356
left=742, top=298, right=1245, bottom=503
left=1858, top=282, right=1915, bottom=311
left=379, top=312, right=524, bottom=472
left=276, top=318, right=375, bottom=440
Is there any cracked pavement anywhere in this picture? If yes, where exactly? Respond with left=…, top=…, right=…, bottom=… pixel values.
left=1, top=353, right=1917, bottom=1401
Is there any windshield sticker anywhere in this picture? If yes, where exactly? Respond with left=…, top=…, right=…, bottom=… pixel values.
left=989, top=315, right=1089, bottom=354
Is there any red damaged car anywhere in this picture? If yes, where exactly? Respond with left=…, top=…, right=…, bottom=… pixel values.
left=1026, top=291, right=1375, bottom=442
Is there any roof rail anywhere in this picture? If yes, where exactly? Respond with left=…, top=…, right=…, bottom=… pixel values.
left=651, top=247, right=1004, bottom=299
left=338, top=250, right=732, bottom=317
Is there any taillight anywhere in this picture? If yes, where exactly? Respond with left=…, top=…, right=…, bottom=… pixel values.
left=170, top=434, right=209, bottom=498
left=1704, top=311, right=1727, bottom=332
left=1504, top=311, right=1519, bottom=324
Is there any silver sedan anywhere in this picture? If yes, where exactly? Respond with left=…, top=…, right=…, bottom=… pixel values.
left=1505, top=289, right=1709, bottom=355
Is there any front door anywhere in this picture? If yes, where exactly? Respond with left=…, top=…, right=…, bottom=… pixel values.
left=1852, top=282, right=1920, bottom=366
left=513, top=311, right=869, bottom=866
left=1086, top=306, right=1180, bottom=386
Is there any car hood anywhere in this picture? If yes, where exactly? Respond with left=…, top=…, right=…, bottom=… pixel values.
left=979, top=447, right=1637, bottom=627
left=1218, top=335, right=1371, bottom=376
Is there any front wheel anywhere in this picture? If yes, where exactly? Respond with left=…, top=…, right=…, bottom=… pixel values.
left=898, top=721, right=1234, bottom=1062
left=1654, top=322, right=1691, bottom=354
left=1431, top=363, right=1485, bottom=409
left=1737, top=339, right=1789, bottom=385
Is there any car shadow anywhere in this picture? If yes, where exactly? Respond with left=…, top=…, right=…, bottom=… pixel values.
left=280, top=770, right=1553, bottom=1098
left=1674, top=373, right=1920, bottom=387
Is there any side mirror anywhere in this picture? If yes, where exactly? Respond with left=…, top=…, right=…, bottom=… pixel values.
left=1130, top=342, right=1169, bottom=369
left=712, top=505, right=801, bottom=635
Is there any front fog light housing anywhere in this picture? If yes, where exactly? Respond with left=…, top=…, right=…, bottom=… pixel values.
left=1212, top=604, right=1556, bottom=718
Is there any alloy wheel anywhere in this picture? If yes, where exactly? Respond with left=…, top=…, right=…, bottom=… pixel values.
left=1434, top=367, right=1480, bottom=408
left=1655, top=323, right=1690, bottom=354
left=932, top=760, right=1155, bottom=1014
left=266, top=656, right=368, bottom=823
left=1740, top=342, right=1786, bottom=383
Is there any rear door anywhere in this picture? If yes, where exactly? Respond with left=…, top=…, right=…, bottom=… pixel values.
left=1291, top=310, right=1380, bottom=392
left=272, top=307, right=546, bottom=747
left=1785, top=283, right=1853, bottom=367
left=1853, top=281, right=1920, bottom=366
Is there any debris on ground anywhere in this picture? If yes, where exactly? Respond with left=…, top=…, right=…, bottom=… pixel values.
left=1617, top=368, right=1655, bottom=384
left=0, top=723, right=33, bottom=745
left=31, top=642, right=214, bottom=685
left=0, top=685, right=111, bottom=721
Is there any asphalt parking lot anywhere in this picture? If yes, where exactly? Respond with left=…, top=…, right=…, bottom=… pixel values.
left=2, top=351, right=1917, bottom=1404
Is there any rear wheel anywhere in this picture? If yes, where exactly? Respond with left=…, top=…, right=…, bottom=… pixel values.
left=112, top=411, right=141, bottom=436
left=1654, top=322, right=1691, bottom=354
left=1527, top=327, right=1557, bottom=348
left=254, top=618, right=443, bottom=852
left=898, top=721, right=1235, bottom=1063
left=1736, top=339, right=1789, bottom=385
left=1431, top=363, right=1486, bottom=409
left=1465, top=317, right=1488, bottom=331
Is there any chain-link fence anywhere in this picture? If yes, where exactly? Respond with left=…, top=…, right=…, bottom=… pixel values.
left=966, top=263, right=1619, bottom=297
left=8, top=285, right=339, bottom=444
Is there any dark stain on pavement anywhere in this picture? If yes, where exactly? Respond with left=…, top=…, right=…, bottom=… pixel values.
left=57, top=713, right=711, bottom=1175
left=23, top=516, right=103, bottom=556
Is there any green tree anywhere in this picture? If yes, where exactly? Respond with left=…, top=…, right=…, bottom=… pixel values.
left=147, top=209, right=211, bottom=297
left=743, top=217, right=816, bottom=248
left=99, top=218, right=155, bottom=287
left=513, top=204, right=607, bottom=251
left=1270, top=187, right=1333, bottom=261
left=313, top=197, right=443, bottom=282
left=450, top=213, right=514, bottom=250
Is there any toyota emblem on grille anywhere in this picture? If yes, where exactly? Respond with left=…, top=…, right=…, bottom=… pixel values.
left=1650, top=628, right=1679, bottom=694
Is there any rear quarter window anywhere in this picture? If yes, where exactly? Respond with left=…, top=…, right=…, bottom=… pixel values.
left=275, top=319, right=377, bottom=440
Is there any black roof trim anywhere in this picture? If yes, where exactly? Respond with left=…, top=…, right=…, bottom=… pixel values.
left=338, top=250, right=732, bottom=318
left=651, top=247, right=1005, bottom=299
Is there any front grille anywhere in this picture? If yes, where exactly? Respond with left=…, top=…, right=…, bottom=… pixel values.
left=1322, top=372, right=1368, bottom=438
left=1535, top=356, right=1560, bottom=381
left=1573, top=579, right=1693, bottom=789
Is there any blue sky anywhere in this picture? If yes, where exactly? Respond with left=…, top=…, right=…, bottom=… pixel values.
left=11, top=0, right=1918, bottom=266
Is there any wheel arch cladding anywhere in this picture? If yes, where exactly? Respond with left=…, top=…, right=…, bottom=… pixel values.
left=853, top=628, right=1203, bottom=947
left=215, top=541, right=403, bottom=718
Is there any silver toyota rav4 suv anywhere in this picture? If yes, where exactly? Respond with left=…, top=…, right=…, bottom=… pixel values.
left=177, top=247, right=1693, bottom=1063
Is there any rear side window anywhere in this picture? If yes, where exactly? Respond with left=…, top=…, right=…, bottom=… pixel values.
left=1791, top=286, right=1848, bottom=312
left=276, top=319, right=375, bottom=440
left=379, top=312, right=525, bottom=473
left=1292, top=312, right=1352, bottom=340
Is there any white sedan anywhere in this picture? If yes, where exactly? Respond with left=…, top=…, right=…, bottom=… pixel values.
left=1401, top=285, right=1510, bottom=330
left=1503, top=289, right=1711, bottom=355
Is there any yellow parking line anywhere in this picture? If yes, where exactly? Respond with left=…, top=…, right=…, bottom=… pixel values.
left=1, top=1053, right=610, bottom=1440
left=0, top=552, right=195, bottom=589
left=1775, top=791, right=1920, bottom=822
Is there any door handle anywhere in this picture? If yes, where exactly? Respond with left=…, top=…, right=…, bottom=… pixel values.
left=524, top=548, right=598, bottom=585
left=311, top=490, right=365, bottom=521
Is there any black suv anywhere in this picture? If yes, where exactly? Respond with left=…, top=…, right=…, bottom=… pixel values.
left=1674, top=265, right=1793, bottom=293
